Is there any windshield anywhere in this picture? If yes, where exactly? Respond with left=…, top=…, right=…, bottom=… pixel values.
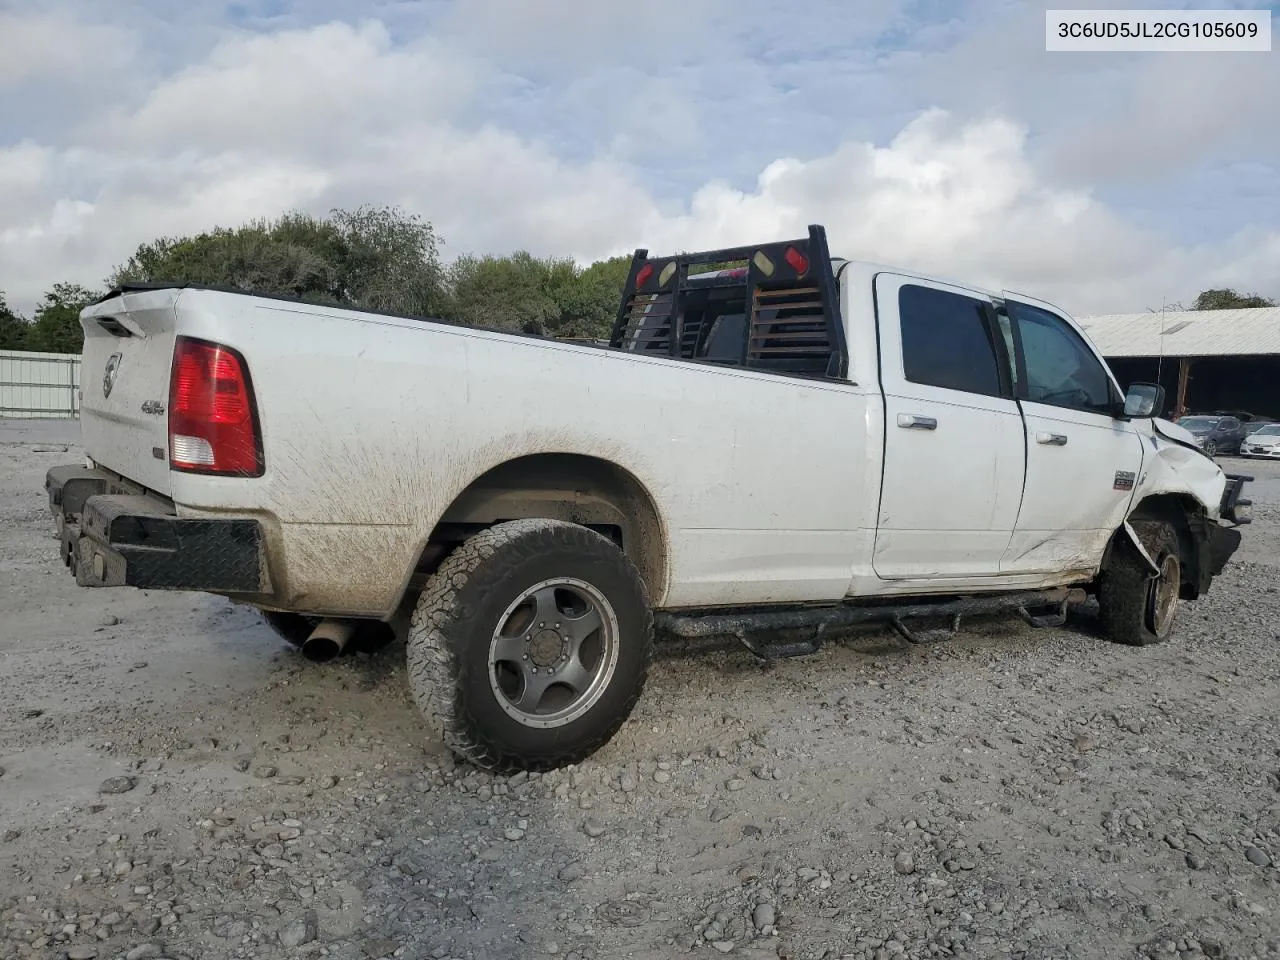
left=1249, top=424, right=1280, bottom=437
left=1178, top=417, right=1219, bottom=429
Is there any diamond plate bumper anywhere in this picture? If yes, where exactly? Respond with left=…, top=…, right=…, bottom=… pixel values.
left=46, top=464, right=265, bottom=592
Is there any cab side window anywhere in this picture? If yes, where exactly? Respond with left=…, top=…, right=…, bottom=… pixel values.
left=1009, top=301, right=1117, bottom=415
left=899, top=284, right=1004, bottom=397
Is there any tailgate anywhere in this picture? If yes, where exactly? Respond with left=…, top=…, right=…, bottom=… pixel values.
left=78, top=288, right=182, bottom=497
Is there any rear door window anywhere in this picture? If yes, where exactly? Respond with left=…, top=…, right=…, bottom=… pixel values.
left=898, top=284, right=1005, bottom=397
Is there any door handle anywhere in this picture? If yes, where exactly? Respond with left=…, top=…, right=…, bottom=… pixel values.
left=897, top=414, right=937, bottom=430
left=1036, top=432, right=1068, bottom=446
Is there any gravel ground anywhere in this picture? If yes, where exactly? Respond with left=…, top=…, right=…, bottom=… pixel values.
left=3, top=418, right=1280, bottom=960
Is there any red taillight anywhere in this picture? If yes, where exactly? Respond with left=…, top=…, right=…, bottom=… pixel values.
left=784, top=245, right=809, bottom=276
left=634, top=263, right=654, bottom=288
left=168, top=337, right=264, bottom=476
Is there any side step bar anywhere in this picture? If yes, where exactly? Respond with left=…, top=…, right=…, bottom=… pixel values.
left=654, top=588, right=1088, bottom=660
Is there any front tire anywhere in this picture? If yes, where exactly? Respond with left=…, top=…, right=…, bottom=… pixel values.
left=1097, top=520, right=1182, bottom=647
left=406, top=519, right=653, bottom=772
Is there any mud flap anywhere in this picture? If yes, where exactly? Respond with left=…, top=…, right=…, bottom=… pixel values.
left=1178, top=515, right=1241, bottom=598
left=1203, top=521, right=1242, bottom=579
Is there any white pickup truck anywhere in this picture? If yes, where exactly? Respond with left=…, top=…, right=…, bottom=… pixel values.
left=46, top=225, right=1252, bottom=771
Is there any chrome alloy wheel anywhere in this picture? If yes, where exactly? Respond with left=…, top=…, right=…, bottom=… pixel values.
left=488, top=577, right=620, bottom=729
left=1147, top=553, right=1180, bottom=638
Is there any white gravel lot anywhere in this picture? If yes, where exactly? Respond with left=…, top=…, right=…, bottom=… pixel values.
left=2, top=418, right=1280, bottom=960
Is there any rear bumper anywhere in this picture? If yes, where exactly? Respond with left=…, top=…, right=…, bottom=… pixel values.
left=46, top=464, right=265, bottom=592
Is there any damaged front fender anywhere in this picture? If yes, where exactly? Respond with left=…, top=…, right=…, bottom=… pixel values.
left=1140, top=419, right=1228, bottom=516
left=1117, top=419, right=1250, bottom=598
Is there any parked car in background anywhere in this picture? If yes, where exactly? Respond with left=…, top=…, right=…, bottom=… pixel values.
left=1212, top=410, right=1273, bottom=425
left=1176, top=414, right=1248, bottom=456
left=1241, top=423, right=1280, bottom=459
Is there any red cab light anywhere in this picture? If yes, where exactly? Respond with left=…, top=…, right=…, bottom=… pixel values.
left=634, top=262, right=655, bottom=288
left=784, top=246, right=809, bottom=276
left=168, top=337, right=264, bottom=476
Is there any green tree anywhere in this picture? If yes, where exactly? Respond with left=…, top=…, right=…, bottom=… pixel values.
left=0, top=291, right=31, bottom=350
left=107, top=204, right=640, bottom=338
left=557, top=255, right=632, bottom=339
left=1192, top=288, right=1277, bottom=310
left=114, top=216, right=338, bottom=301
left=111, top=206, right=448, bottom=317
left=445, top=251, right=630, bottom=339
left=329, top=205, right=447, bottom=316
left=447, top=252, right=568, bottom=335
left=27, top=283, right=98, bottom=354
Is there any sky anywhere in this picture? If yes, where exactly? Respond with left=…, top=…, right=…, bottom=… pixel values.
left=1, top=0, right=1278, bottom=319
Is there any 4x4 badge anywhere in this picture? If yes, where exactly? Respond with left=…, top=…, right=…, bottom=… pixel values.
left=103, top=353, right=122, bottom=398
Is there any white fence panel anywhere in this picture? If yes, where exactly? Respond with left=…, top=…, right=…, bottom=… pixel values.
left=0, top=350, right=81, bottom=419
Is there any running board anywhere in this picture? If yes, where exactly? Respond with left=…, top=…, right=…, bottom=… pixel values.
left=654, top=588, right=1088, bottom=660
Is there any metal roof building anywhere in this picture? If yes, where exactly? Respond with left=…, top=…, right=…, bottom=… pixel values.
left=1076, top=307, right=1280, bottom=421
left=1077, top=307, right=1280, bottom=358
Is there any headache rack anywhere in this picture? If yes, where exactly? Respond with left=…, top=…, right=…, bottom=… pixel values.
left=608, top=224, right=849, bottom=380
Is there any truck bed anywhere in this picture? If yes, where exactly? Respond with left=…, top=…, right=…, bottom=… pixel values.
left=77, top=285, right=879, bottom=616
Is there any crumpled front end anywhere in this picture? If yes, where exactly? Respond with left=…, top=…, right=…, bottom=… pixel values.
left=1128, top=418, right=1250, bottom=598
left=1144, top=418, right=1230, bottom=514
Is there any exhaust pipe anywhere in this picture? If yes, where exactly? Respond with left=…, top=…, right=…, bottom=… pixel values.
left=302, top=619, right=357, bottom=662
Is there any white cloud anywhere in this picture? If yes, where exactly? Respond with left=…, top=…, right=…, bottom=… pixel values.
left=0, top=146, right=332, bottom=310
left=1050, top=52, right=1280, bottom=185
left=105, top=20, right=479, bottom=152
left=0, top=12, right=136, bottom=89
left=0, top=142, right=55, bottom=212
left=1, top=8, right=1278, bottom=324
left=596, top=109, right=1192, bottom=314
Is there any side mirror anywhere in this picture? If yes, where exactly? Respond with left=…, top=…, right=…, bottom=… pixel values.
left=1123, top=382, right=1165, bottom=418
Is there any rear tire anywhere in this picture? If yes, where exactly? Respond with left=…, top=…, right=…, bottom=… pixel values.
left=406, top=518, right=653, bottom=772
left=1097, top=520, right=1182, bottom=647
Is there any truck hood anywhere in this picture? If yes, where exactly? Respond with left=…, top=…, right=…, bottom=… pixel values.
left=1153, top=417, right=1202, bottom=449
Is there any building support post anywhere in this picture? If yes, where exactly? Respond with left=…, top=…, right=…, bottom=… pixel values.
left=1175, top=357, right=1193, bottom=419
